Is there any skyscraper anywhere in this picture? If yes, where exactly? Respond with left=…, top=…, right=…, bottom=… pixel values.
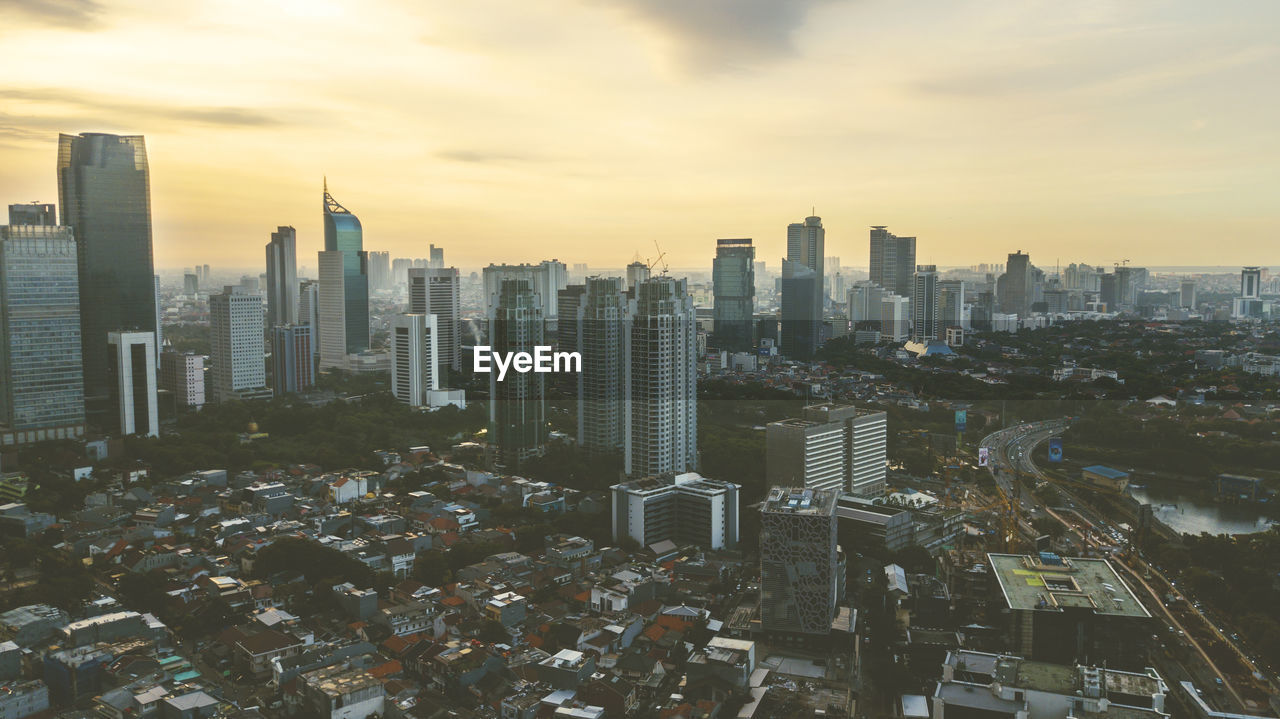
left=391, top=313, right=438, bottom=409
left=271, top=325, right=314, bottom=395
left=488, top=279, right=547, bottom=471
left=847, top=281, right=886, bottom=333
left=712, top=238, right=755, bottom=352
left=911, top=265, right=939, bottom=341
left=106, top=331, right=158, bottom=437
left=159, top=351, right=205, bottom=409
left=1241, top=267, right=1262, bottom=299
left=868, top=226, right=916, bottom=298
left=880, top=294, right=909, bottom=342
left=428, top=244, right=444, bottom=269
left=766, top=404, right=887, bottom=497
left=780, top=259, right=821, bottom=359
left=482, top=261, right=568, bottom=319
left=57, top=133, right=156, bottom=424
left=210, top=286, right=270, bottom=403
left=939, top=280, right=967, bottom=330
left=265, top=226, right=298, bottom=331
left=760, top=487, right=843, bottom=637
left=367, top=250, right=390, bottom=291
left=7, top=203, right=55, bottom=226
left=997, top=251, right=1033, bottom=317
left=625, top=261, right=650, bottom=292
left=563, top=277, right=630, bottom=455
left=1179, top=279, right=1197, bottom=309
left=408, top=267, right=461, bottom=376
left=787, top=215, right=825, bottom=278
left=0, top=224, right=86, bottom=444
left=183, top=272, right=199, bottom=295
left=318, top=182, right=369, bottom=368
left=626, top=277, right=697, bottom=477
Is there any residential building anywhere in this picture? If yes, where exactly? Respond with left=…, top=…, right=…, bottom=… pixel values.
left=611, top=472, right=740, bottom=550
left=390, top=313, right=438, bottom=409
left=869, top=225, right=916, bottom=299
left=561, top=277, right=629, bottom=455
left=159, top=351, right=205, bottom=408
left=626, top=276, right=697, bottom=477
left=488, top=279, right=546, bottom=471
left=210, top=286, right=270, bottom=403
left=482, top=261, right=568, bottom=319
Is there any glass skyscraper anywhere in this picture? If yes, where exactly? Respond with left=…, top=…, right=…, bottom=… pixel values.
left=57, top=133, right=156, bottom=422
left=322, top=183, right=369, bottom=355
left=0, top=225, right=86, bottom=444
left=712, top=238, right=755, bottom=352
left=488, top=279, right=547, bottom=471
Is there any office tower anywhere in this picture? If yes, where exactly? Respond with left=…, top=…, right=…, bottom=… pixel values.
left=0, top=225, right=86, bottom=444
left=390, top=313, right=438, bottom=408
left=847, top=281, right=886, bottom=331
left=408, top=267, right=461, bottom=375
left=911, top=265, right=940, bottom=341
left=1241, top=267, right=1261, bottom=299
left=159, top=351, right=205, bottom=409
left=429, top=244, right=444, bottom=269
left=766, top=403, right=887, bottom=497
left=1099, top=274, right=1118, bottom=310
left=868, top=226, right=917, bottom=298
left=627, top=276, right=697, bottom=478
left=183, top=272, right=199, bottom=295
left=753, top=260, right=767, bottom=284
left=265, top=226, right=298, bottom=331
left=271, top=325, right=314, bottom=395
left=58, top=133, right=157, bottom=424
left=780, top=259, right=821, bottom=359
left=1180, top=279, right=1197, bottom=309
left=712, top=238, right=755, bottom=352
left=318, top=182, right=369, bottom=367
left=760, top=487, right=843, bottom=636
left=610, top=472, right=740, bottom=550
left=482, top=261, right=568, bottom=318
left=787, top=215, right=824, bottom=277
left=209, top=286, right=269, bottom=403
left=488, top=279, right=547, bottom=471
left=626, top=261, right=650, bottom=292
left=298, top=278, right=319, bottom=366
left=823, top=256, right=840, bottom=300
left=391, top=258, right=412, bottom=286
left=939, top=280, right=967, bottom=329
left=198, top=264, right=210, bottom=286
left=367, top=250, right=390, bottom=291
left=106, top=331, right=158, bottom=437
left=879, top=294, right=909, bottom=342
left=1111, top=265, right=1146, bottom=309
left=1065, top=263, right=1102, bottom=292
left=7, top=203, right=55, bottom=226
left=997, top=251, right=1033, bottom=317
left=563, top=277, right=630, bottom=455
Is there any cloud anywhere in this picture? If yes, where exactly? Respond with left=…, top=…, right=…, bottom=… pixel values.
left=0, top=0, right=103, bottom=29
left=0, top=88, right=289, bottom=129
left=435, top=148, right=543, bottom=165
left=596, top=0, right=845, bottom=73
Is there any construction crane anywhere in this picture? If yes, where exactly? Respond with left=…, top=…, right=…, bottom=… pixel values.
left=1114, top=259, right=1130, bottom=267
left=647, top=240, right=668, bottom=275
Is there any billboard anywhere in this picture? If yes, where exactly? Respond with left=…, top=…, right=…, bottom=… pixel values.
left=1048, top=437, right=1064, bottom=462
left=977, top=446, right=990, bottom=467
left=955, top=409, right=967, bottom=432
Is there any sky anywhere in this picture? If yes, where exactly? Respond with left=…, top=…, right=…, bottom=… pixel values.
left=1, top=0, right=1278, bottom=273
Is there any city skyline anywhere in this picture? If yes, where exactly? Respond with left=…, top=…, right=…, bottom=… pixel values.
left=2, top=1, right=1279, bottom=270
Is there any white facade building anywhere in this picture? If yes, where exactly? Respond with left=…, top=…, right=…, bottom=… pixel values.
left=107, top=331, right=158, bottom=437
left=210, top=286, right=269, bottom=403
left=390, top=313, right=439, bottom=409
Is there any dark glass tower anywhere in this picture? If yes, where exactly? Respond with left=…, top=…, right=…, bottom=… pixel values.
left=488, top=279, right=546, bottom=471
left=712, top=238, right=755, bottom=352
left=322, top=182, right=369, bottom=354
left=57, top=133, right=156, bottom=422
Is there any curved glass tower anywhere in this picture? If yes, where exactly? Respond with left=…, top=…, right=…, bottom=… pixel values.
left=321, top=182, right=369, bottom=358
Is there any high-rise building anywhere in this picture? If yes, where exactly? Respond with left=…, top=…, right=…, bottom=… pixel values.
left=390, top=313, right=438, bottom=409
left=183, top=272, right=199, bottom=295
left=824, top=256, right=841, bottom=300
left=154, top=275, right=162, bottom=367
left=271, top=324, right=314, bottom=395
left=482, top=261, right=568, bottom=318
left=847, top=281, right=886, bottom=332
left=298, top=279, right=319, bottom=363
left=106, top=331, right=158, bottom=437
left=159, top=351, right=205, bottom=409
left=1179, top=279, right=1197, bottom=309
left=1241, top=267, right=1261, bottom=299
left=939, top=280, right=967, bottom=330
left=787, top=215, right=825, bottom=278
left=611, top=472, right=740, bottom=550
left=57, top=133, right=157, bottom=425
left=766, top=404, right=887, bottom=497
left=712, top=239, right=755, bottom=352
left=780, top=259, right=821, bottom=359
left=912, top=265, right=940, bottom=341
left=318, top=182, right=369, bottom=368
left=998, top=251, right=1033, bottom=317
left=1113, top=265, right=1147, bottom=309
left=391, top=258, right=412, bottom=286
left=880, top=294, right=909, bottom=342
left=7, top=203, right=55, bottom=226
left=1099, top=274, right=1118, bottom=310
left=869, top=226, right=916, bottom=298
left=367, top=250, right=390, bottom=291
left=0, top=224, right=86, bottom=445
left=627, top=277, right=698, bottom=478
left=760, top=487, right=843, bottom=637
left=488, top=279, right=546, bottom=471
left=265, top=226, right=298, bottom=331
left=428, top=244, right=444, bottom=269
left=408, top=267, right=461, bottom=375
left=626, top=262, right=650, bottom=292
left=562, top=277, right=630, bottom=455
left=209, top=286, right=269, bottom=403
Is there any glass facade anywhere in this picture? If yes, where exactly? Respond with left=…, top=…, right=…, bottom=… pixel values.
left=57, top=133, right=156, bottom=419
left=0, top=226, right=86, bottom=439
left=712, top=238, right=755, bottom=352
left=488, top=279, right=546, bottom=471
left=323, top=186, right=369, bottom=353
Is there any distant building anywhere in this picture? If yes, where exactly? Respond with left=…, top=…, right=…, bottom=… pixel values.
left=760, top=487, right=843, bottom=638
left=210, top=286, right=270, bottom=403
left=408, top=267, right=461, bottom=376
left=997, top=251, right=1033, bottom=317
left=488, top=279, right=546, bottom=471
left=869, top=225, right=916, bottom=299
left=912, top=265, right=939, bottom=341
left=880, top=294, right=910, bottom=343
left=561, top=277, right=629, bottom=456
left=6, top=203, right=55, bottom=227
left=271, top=324, right=314, bottom=394
left=627, top=277, right=697, bottom=477
left=482, top=260, right=567, bottom=319
left=159, top=351, right=205, bottom=408
left=265, top=225, right=298, bottom=330
left=712, top=238, right=755, bottom=352
left=611, top=472, right=740, bottom=550
left=781, top=259, right=822, bottom=360
left=390, top=313, right=438, bottom=409
left=317, top=184, right=369, bottom=369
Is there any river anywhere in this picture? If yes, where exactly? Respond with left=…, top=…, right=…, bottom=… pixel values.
left=1128, top=484, right=1275, bottom=536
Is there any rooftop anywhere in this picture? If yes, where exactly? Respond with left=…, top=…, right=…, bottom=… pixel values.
left=988, top=554, right=1149, bottom=619
left=762, top=486, right=838, bottom=515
